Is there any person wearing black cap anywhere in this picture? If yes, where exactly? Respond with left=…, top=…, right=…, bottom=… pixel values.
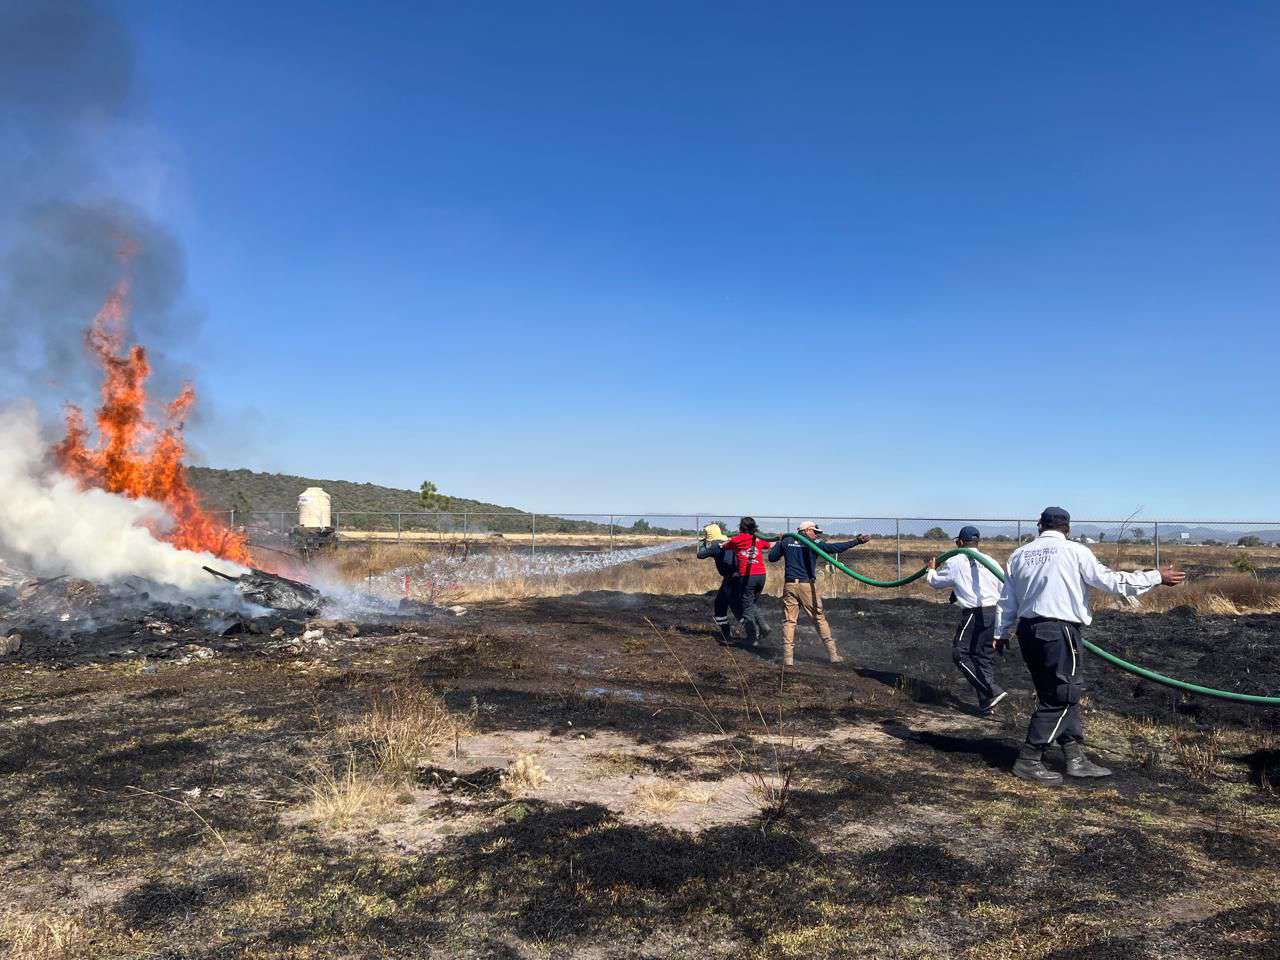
left=994, top=507, right=1186, bottom=785
left=924, top=526, right=1007, bottom=715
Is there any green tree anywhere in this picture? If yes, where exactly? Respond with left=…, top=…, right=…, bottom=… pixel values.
left=631, top=518, right=651, bottom=532
left=419, top=480, right=448, bottom=511
left=924, top=526, right=949, bottom=540
left=1238, top=535, right=1263, bottom=547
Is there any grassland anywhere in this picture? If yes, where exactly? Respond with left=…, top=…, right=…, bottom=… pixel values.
left=2, top=589, right=1278, bottom=958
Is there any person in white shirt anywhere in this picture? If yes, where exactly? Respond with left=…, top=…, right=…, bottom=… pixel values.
left=995, top=507, right=1185, bottom=786
left=925, top=525, right=1007, bottom=715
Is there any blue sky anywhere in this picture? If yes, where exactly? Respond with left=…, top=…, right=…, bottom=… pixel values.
left=106, top=1, right=1279, bottom=516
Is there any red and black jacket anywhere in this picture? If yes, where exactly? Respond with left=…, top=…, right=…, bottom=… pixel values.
left=722, top=533, right=774, bottom=577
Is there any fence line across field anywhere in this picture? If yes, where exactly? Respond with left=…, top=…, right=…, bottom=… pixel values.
left=219, top=510, right=1280, bottom=575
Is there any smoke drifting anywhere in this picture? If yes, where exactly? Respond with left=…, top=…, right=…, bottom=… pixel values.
left=0, top=2, right=234, bottom=592
left=0, top=0, right=198, bottom=413
left=0, top=406, right=245, bottom=591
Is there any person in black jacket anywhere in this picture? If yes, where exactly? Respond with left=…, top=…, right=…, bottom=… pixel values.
left=770, top=521, right=871, bottom=666
left=697, top=522, right=740, bottom=644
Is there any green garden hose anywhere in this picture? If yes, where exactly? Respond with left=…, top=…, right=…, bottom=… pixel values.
left=789, top=532, right=1280, bottom=706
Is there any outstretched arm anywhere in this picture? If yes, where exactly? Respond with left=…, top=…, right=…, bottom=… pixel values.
left=1078, top=549, right=1177, bottom=599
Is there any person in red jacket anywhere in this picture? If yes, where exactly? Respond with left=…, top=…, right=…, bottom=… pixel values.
left=721, top=516, right=775, bottom=647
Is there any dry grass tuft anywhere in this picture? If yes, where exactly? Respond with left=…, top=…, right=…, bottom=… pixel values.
left=633, top=780, right=715, bottom=814
left=303, top=684, right=476, bottom=828
left=365, top=685, right=473, bottom=782
left=1173, top=728, right=1225, bottom=783
left=0, top=912, right=93, bottom=960
left=499, top=753, right=549, bottom=795
left=303, top=750, right=399, bottom=830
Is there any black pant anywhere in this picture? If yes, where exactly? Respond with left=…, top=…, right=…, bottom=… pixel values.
left=952, top=606, right=1003, bottom=701
left=712, top=577, right=735, bottom=640
left=1017, top=618, right=1085, bottom=748
left=732, top=574, right=767, bottom=644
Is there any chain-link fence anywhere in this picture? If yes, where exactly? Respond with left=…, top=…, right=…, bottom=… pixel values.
left=216, top=509, right=1280, bottom=571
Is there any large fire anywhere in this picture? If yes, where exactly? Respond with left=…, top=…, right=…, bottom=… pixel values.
left=53, top=280, right=252, bottom=564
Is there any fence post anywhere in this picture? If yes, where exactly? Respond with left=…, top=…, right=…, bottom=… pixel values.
left=229, top=508, right=236, bottom=530
left=396, top=513, right=402, bottom=543
left=1016, top=520, right=1022, bottom=544
left=895, top=519, right=901, bottom=578
left=281, top=510, right=288, bottom=536
left=786, top=517, right=792, bottom=533
left=694, top=515, right=700, bottom=538
left=609, top=516, right=614, bottom=553
left=1154, top=521, right=1160, bottom=569
left=531, top=513, right=536, bottom=558
left=463, top=512, right=469, bottom=542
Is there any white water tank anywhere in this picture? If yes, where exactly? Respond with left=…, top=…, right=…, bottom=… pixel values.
left=298, top=487, right=332, bottom=530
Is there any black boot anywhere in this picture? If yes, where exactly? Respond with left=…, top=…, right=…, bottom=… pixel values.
left=713, top=618, right=734, bottom=646
left=753, top=610, right=771, bottom=641
left=1012, top=743, right=1063, bottom=786
left=1062, top=741, right=1112, bottom=778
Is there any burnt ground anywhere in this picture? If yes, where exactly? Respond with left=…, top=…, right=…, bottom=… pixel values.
left=3, top=590, right=1280, bottom=958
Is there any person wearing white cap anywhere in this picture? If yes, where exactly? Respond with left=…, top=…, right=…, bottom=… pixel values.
left=769, top=521, right=871, bottom=666
left=995, top=506, right=1186, bottom=786
left=924, top=525, right=1008, bottom=716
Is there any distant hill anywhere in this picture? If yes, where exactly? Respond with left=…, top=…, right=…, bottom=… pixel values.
left=189, top=466, right=528, bottom=517
left=186, top=467, right=643, bottom=535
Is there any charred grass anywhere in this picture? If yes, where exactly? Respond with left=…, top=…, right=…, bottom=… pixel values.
left=2, top=593, right=1280, bottom=957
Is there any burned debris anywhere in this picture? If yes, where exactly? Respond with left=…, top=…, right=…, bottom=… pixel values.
left=203, top=566, right=323, bottom=614
left=0, top=555, right=452, bottom=665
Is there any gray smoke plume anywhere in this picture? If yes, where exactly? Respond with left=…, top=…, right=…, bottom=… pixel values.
left=0, top=0, right=201, bottom=416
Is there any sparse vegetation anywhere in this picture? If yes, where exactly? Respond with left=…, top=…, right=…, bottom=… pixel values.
left=302, top=749, right=400, bottom=830
left=499, top=753, right=549, bottom=795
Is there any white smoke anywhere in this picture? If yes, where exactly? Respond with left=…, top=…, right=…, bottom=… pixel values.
left=0, top=404, right=247, bottom=592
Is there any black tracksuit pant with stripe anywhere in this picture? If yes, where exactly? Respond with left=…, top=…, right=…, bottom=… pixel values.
left=1017, top=617, right=1085, bottom=747
left=712, top=577, right=735, bottom=641
left=953, top=606, right=1003, bottom=702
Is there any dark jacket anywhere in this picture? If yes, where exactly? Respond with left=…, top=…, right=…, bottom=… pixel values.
left=698, top=541, right=738, bottom=578
left=769, top=536, right=863, bottom=582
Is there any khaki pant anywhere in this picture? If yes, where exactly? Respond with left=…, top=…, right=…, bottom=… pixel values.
left=782, top=580, right=842, bottom=665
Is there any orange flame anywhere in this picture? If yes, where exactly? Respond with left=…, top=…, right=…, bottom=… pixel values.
left=53, top=280, right=252, bottom=565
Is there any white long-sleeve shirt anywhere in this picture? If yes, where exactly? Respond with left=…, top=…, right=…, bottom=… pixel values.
left=925, top=550, right=1004, bottom=608
left=994, top=530, right=1162, bottom=635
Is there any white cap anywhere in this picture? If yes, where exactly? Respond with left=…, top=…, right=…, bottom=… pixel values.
left=797, top=520, right=820, bottom=533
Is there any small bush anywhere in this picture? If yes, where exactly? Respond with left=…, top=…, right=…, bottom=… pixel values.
left=499, top=754, right=549, bottom=795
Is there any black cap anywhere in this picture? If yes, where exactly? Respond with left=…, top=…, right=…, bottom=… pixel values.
left=957, top=525, right=981, bottom=542
left=1039, top=506, right=1071, bottom=526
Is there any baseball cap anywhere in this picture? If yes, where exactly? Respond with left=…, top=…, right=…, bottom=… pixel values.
left=957, top=525, right=981, bottom=542
left=1039, top=507, right=1071, bottom=526
left=797, top=520, right=824, bottom=535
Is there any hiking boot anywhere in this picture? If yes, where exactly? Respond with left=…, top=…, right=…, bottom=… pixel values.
left=1062, top=741, right=1113, bottom=778
left=1012, top=744, right=1063, bottom=786
left=979, top=690, right=1008, bottom=715
left=823, top=639, right=844, bottom=664
left=713, top=619, right=734, bottom=646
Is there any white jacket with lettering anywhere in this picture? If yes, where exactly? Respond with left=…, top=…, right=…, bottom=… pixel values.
left=994, top=530, right=1161, bottom=635
left=925, top=550, right=1004, bottom=608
